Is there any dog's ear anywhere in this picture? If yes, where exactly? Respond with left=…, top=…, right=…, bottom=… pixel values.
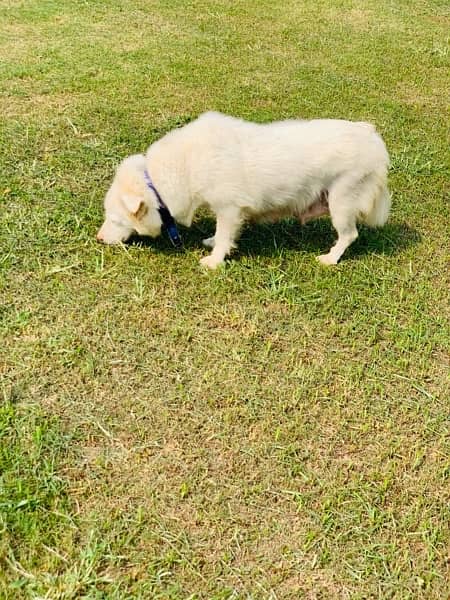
left=123, top=194, right=144, bottom=216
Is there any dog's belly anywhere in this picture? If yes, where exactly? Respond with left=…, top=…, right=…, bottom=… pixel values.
left=298, top=190, right=329, bottom=224
left=253, top=190, right=329, bottom=224
left=254, top=205, right=297, bottom=224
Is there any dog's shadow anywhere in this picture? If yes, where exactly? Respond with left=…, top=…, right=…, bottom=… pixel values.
left=127, top=217, right=420, bottom=261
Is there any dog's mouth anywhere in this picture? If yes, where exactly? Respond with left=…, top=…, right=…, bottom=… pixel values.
left=96, top=229, right=135, bottom=244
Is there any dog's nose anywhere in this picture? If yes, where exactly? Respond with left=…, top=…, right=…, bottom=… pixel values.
left=96, top=231, right=104, bottom=242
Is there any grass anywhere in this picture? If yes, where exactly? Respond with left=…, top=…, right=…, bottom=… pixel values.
left=0, top=0, right=449, bottom=598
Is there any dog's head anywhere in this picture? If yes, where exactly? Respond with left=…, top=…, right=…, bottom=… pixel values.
left=97, top=154, right=162, bottom=244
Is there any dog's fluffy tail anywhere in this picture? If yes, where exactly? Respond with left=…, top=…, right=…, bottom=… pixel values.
left=361, top=177, right=391, bottom=228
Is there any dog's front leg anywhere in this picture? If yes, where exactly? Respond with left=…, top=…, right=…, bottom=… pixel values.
left=202, top=235, right=215, bottom=249
left=200, top=208, right=243, bottom=269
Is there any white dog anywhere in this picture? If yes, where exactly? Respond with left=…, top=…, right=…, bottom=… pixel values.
left=97, top=112, right=391, bottom=267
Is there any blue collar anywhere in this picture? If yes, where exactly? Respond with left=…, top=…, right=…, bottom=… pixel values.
left=143, top=169, right=183, bottom=249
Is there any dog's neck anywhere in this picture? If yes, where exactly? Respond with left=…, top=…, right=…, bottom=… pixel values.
left=143, top=169, right=183, bottom=248
left=145, top=137, right=202, bottom=228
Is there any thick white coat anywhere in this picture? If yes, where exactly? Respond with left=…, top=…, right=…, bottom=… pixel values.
left=98, top=112, right=391, bottom=266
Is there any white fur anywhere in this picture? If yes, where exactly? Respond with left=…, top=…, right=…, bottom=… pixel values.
left=97, top=112, right=391, bottom=267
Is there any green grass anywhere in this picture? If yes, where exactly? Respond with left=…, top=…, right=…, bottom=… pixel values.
left=1, top=0, right=449, bottom=598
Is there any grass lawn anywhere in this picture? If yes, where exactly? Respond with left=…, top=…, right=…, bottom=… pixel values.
left=1, top=0, right=449, bottom=598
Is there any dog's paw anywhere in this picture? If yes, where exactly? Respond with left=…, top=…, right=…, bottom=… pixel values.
left=202, top=236, right=215, bottom=249
left=200, top=255, right=223, bottom=270
left=317, top=253, right=338, bottom=266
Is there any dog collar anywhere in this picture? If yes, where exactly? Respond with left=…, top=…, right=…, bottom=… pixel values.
left=143, top=169, right=183, bottom=249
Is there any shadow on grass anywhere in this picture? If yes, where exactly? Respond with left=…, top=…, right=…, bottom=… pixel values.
left=127, top=217, right=421, bottom=261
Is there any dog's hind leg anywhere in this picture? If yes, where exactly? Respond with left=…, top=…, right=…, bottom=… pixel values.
left=318, top=218, right=358, bottom=265
left=317, top=179, right=359, bottom=265
left=200, top=207, right=243, bottom=269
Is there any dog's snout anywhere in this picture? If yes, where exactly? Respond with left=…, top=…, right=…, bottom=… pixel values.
left=96, top=230, right=105, bottom=243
